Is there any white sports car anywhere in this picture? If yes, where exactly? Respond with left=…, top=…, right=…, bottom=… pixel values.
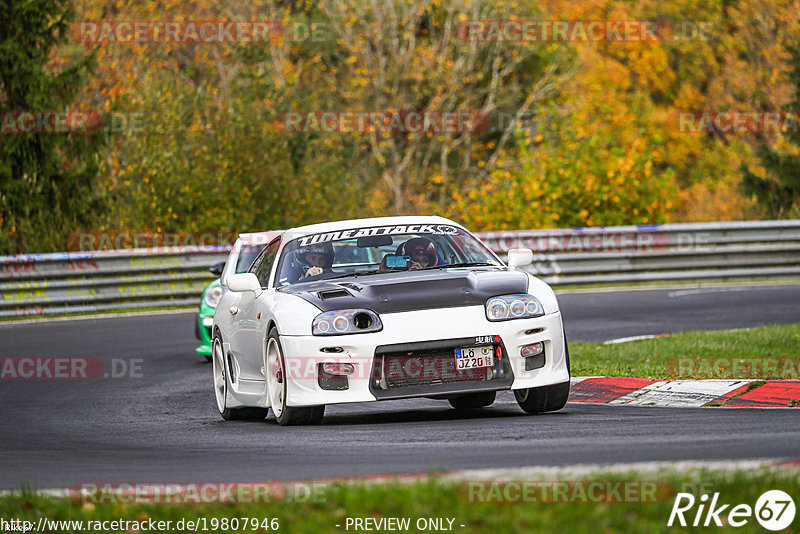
left=212, top=216, right=570, bottom=425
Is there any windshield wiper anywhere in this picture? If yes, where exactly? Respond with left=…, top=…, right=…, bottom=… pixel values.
left=323, top=270, right=384, bottom=281
left=318, top=264, right=497, bottom=281
left=419, top=262, right=498, bottom=271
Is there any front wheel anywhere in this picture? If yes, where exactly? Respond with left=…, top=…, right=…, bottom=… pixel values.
left=265, top=327, right=325, bottom=425
left=514, top=381, right=570, bottom=414
left=212, top=335, right=268, bottom=421
left=514, top=335, right=571, bottom=414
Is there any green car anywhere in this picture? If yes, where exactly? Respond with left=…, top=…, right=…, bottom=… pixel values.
left=194, top=245, right=264, bottom=360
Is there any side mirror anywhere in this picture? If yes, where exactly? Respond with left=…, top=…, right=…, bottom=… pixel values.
left=507, top=248, right=533, bottom=270
left=209, top=261, right=226, bottom=276
left=227, top=272, right=262, bottom=295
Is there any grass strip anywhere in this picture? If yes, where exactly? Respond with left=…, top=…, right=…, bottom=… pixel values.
left=1, top=468, right=798, bottom=533
left=571, top=323, right=800, bottom=379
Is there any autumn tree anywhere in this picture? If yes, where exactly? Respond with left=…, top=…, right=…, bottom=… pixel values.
left=0, top=0, right=102, bottom=253
left=17, top=0, right=798, bottom=253
left=316, top=0, right=571, bottom=214
left=743, top=41, right=800, bottom=216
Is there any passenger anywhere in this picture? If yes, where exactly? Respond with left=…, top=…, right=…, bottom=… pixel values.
left=402, top=237, right=439, bottom=269
left=380, top=237, right=439, bottom=271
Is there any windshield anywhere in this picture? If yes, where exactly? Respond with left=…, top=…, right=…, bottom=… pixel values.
left=275, top=224, right=501, bottom=286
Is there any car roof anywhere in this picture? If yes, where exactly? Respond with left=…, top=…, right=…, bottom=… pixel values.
left=281, top=216, right=463, bottom=240
left=236, top=230, right=282, bottom=247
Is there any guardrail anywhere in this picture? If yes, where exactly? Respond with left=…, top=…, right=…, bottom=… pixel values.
left=1, top=220, right=798, bottom=318
left=0, top=247, right=230, bottom=318
left=476, top=219, right=800, bottom=286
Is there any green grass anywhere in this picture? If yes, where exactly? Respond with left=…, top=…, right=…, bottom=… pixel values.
left=571, top=323, right=800, bottom=379
left=2, top=468, right=798, bottom=533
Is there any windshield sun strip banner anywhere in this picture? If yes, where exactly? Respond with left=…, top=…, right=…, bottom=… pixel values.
left=296, top=224, right=460, bottom=247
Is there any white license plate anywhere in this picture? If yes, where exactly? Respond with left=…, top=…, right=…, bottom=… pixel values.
left=454, top=345, right=494, bottom=370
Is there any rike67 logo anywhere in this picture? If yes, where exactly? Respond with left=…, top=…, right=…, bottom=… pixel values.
left=668, top=490, right=796, bottom=530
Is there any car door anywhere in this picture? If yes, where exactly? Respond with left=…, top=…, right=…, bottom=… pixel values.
left=228, top=238, right=281, bottom=381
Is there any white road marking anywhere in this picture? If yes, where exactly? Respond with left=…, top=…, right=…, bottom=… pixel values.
left=667, top=283, right=795, bottom=298
left=602, top=334, right=666, bottom=345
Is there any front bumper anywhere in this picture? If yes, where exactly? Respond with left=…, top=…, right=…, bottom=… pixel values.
left=195, top=311, right=215, bottom=356
left=279, top=305, right=568, bottom=407
left=368, top=335, right=515, bottom=400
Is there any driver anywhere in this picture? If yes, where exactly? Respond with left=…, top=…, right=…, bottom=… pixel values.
left=399, top=237, right=439, bottom=270
left=297, top=242, right=334, bottom=279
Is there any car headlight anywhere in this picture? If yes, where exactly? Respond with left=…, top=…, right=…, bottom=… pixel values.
left=204, top=285, right=224, bottom=308
left=485, top=294, right=544, bottom=321
left=312, top=309, right=383, bottom=336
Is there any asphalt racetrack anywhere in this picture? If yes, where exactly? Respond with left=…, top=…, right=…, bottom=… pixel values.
left=2, top=283, right=799, bottom=489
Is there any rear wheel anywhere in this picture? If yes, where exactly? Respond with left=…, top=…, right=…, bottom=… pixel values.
left=448, top=391, right=496, bottom=410
left=212, top=335, right=268, bottom=421
left=265, top=327, right=325, bottom=425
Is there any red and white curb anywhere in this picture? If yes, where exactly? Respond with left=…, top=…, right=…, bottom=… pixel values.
left=569, top=377, right=800, bottom=407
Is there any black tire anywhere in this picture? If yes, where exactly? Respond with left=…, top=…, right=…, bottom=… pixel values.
left=275, top=403, right=326, bottom=426
left=514, top=333, right=571, bottom=414
left=205, top=354, right=212, bottom=363
left=514, top=381, right=570, bottom=414
left=225, top=407, right=270, bottom=420
left=448, top=391, right=496, bottom=410
left=267, top=327, right=325, bottom=426
left=213, top=334, right=268, bottom=421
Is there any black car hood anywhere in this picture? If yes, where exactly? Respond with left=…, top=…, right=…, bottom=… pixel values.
left=277, top=268, right=529, bottom=313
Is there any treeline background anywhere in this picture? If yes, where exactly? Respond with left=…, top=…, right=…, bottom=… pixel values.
left=1, top=0, right=799, bottom=254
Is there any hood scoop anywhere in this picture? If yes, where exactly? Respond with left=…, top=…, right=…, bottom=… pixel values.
left=318, top=288, right=351, bottom=300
